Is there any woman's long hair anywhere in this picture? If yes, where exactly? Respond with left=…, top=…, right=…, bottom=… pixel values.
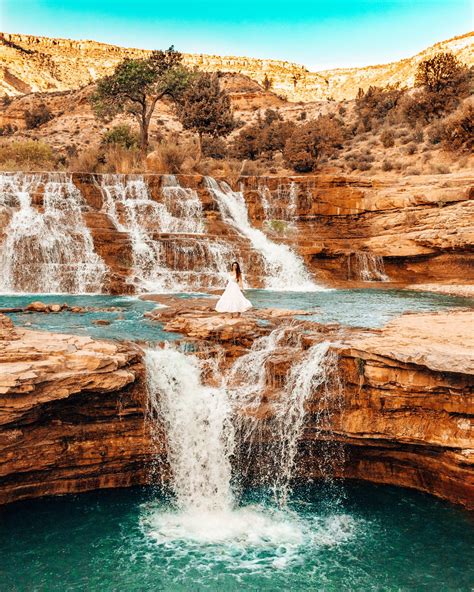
left=231, top=261, right=242, bottom=282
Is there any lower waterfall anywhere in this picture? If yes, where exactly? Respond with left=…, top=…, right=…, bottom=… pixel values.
left=205, top=177, right=323, bottom=291
left=0, top=172, right=107, bottom=293
left=142, top=336, right=348, bottom=556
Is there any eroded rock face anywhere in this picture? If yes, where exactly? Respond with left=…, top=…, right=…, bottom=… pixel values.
left=0, top=309, right=472, bottom=509
left=0, top=171, right=472, bottom=292
left=1, top=31, right=472, bottom=101
left=0, top=326, right=154, bottom=504
left=328, top=311, right=474, bottom=509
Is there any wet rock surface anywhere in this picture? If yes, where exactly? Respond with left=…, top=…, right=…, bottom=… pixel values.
left=0, top=305, right=472, bottom=509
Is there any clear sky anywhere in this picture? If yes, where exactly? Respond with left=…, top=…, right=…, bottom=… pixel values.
left=0, top=1, right=472, bottom=70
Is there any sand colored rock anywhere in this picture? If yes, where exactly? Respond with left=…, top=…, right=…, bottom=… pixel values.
left=1, top=31, right=472, bottom=101
left=0, top=325, right=153, bottom=504
left=0, top=308, right=472, bottom=508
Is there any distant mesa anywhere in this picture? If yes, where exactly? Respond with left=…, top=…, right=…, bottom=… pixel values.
left=0, top=30, right=473, bottom=101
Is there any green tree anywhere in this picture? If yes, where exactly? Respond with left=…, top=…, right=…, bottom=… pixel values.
left=91, top=47, right=191, bottom=154
left=177, top=72, right=235, bottom=159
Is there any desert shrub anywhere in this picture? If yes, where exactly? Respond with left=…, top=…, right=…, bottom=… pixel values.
left=0, top=123, right=16, bottom=136
left=230, top=114, right=295, bottom=160
left=147, top=140, right=195, bottom=174
left=427, top=121, right=445, bottom=145
left=102, top=124, right=139, bottom=149
left=0, top=140, right=56, bottom=170
left=415, top=52, right=470, bottom=94
left=440, top=101, right=474, bottom=153
left=381, top=160, right=394, bottom=171
left=24, top=103, right=53, bottom=129
left=100, top=145, right=143, bottom=173
left=283, top=115, right=344, bottom=172
left=406, top=167, right=421, bottom=175
left=230, top=123, right=263, bottom=160
left=405, top=142, right=417, bottom=155
left=1, top=95, right=12, bottom=107
left=68, top=147, right=102, bottom=172
left=432, top=164, right=450, bottom=174
left=380, top=129, right=395, bottom=148
left=400, top=53, right=471, bottom=125
left=355, top=85, right=404, bottom=129
left=201, top=135, right=228, bottom=159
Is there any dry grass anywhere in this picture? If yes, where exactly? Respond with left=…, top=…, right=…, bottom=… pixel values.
left=0, top=140, right=58, bottom=171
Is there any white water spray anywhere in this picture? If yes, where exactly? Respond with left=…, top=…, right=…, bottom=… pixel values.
left=145, top=347, right=235, bottom=513
left=206, top=177, right=323, bottom=291
left=0, top=172, right=107, bottom=293
left=99, top=174, right=231, bottom=291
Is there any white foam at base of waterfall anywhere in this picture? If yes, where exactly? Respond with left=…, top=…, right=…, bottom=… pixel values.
left=205, top=177, right=327, bottom=291
left=0, top=173, right=107, bottom=293
left=143, top=338, right=351, bottom=559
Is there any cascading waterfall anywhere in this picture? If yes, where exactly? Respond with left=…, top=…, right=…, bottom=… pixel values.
left=0, top=172, right=107, bottom=293
left=145, top=348, right=234, bottom=513
left=259, top=181, right=298, bottom=234
left=349, top=251, right=389, bottom=282
left=141, top=338, right=353, bottom=566
left=161, top=175, right=206, bottom=234
left=99, top=174, right=231, bottom=292
left=226, top=327, right=343, bottom=505
left=206, top=176, right=322, bottom=291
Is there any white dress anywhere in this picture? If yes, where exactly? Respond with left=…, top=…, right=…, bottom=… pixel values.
left=215, top=274, right=252, bottom=313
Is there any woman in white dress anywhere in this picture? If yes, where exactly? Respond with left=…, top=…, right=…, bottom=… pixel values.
left=215, top=261, right=252, bottom=316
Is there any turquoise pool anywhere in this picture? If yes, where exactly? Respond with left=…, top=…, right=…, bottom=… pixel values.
left=1, top=483, right=472, bottom=592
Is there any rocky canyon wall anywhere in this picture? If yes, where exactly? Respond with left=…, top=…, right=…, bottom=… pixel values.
left=1, top=171, right=471, bottom=293
left=0, top=308, right=472, bottom=508
left=1, top=31, right=472, bottom=100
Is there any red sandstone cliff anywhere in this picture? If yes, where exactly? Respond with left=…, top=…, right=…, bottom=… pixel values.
left=0, top=308, right=472, bottom=508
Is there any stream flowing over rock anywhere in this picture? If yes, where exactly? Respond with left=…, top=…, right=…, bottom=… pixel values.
left=1, top=171, right=472, bottom=294
left=0, top=307, right=472, bottom=508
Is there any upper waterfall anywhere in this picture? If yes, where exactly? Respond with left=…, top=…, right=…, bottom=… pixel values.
left=0, top=172, right=107, bottom=294
left=98, top=174, right=230, bottom=292
left=205, top=177, right=324, bottom=291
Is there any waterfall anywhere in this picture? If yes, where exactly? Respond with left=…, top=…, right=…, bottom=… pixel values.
left=99, top=174, right=230, bottom=292
left=350, top=251, right=389, bottom=282
left=161, top=175, right=206, bottom=234
left=227, top=327, right=343, bottom=504
left=205, top=177, right=323, bottom=291
left=142, top=339, right=348, bottom=555
left=259, top=181, right=298, bottom=234
left=145, top=347, right=235, bottom=513
left=0, top=172, right=107, bottom=293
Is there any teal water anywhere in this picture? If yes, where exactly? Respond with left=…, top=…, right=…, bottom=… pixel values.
left=0, top=295, right=181, bottom=343
left=1, top=483, right=472, bottom=592
left=1, top=290, right=472, bottom=341
left=248, top=288, right=474, bottom=328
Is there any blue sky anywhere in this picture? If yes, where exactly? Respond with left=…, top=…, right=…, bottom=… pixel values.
left=1, top=1, right=471, bottom=70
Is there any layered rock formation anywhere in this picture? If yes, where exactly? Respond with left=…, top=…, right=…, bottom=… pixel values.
left=0, top=171, right=472, bottom=292
left=1, top=31, right=472, bottom=100
left=0, top=306, right=472, bottom=508
left=0, top=317, right=154, bottom=504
